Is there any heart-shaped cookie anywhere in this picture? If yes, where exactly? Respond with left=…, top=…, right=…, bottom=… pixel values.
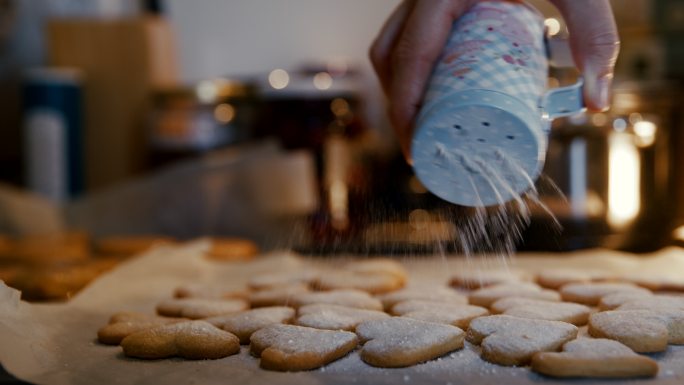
left=156, top=298, right=248, bottom=319
left=467, top=314, right=578, bottom=366
left=378, top=285, right=468, bottom=310
left=173, top=283, right=249, bottom=300
left=531, top=338, right=658, bottom=378
left=490, top=297, right=591, bottom=326
left=560, top=282, right=651, bottom=306
left=247, top=283, right=310, bottom=308
left=397, top=304, right=488, bottom=329
left=250, top=324, right=358, bottom=371
left=355, top=317, right=465, bottom=368
left=588, top=309, right=684, bottom=352
left=206, top=306, right=295, bottom=344
left=98, top=311, right=185, bottom=345
left=468, top=283, right=560, bottom=307
left=598, top=291, right=653, bottom=311
left=121, top=320, right=240, bottom=359
left=296, top=304, right=389, bottom=331
left=292, top=289, right=383, bottom=310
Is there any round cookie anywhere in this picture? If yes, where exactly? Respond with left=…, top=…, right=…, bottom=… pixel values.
left=598, top=291, right=653, bottom=311
left=559, top=282, right=651, bottom=306
left=315, top=270, right=404, bottom=294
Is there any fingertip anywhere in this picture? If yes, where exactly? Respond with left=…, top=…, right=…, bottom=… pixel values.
left=583, top=73, right=613, bottom=112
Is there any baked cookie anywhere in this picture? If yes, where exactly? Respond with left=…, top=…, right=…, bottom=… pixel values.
left=617, top=295, right=684, bottom=311
left=205, top=237, right=259, bottom=262
left=206, top=306, right=295, bottom=344
left=400, top=305, right=489, bottom=329
left=531, top=338, right=658, bottom=378
left=534, top=269, right=603, bottom=290
left=95, top=235, right=174, bottom=258
left=559, top=282, right=651, bottom=306
left=345, top=258, right=408, bottom=282
left=296, top=304, right=389, bottom=331
left=598, top=291, right=653, bottom=311
left=98, top=311, right=184, bottom=345
left=250, top=324, right=358, bottom=371
left=588, top=309, right=684, bottom=352
left=356, top=317, right=465, bottom=368
left=468, top=282, right=560, bottom=308
left=450, top=269, right=530, bottom=289
left=292, top=289, right=383, bottom=311
left=315, top=270, right=404, bottom=294
left=377, top=285, right=467, bottom=310
left=121, top=320, right=240, bottom=359
left=174, top=283, right=249, bottom=300
left=467, top=314, right=578, bottom=366
left=620, top=273, right=684, bottom=292
left=490, top=297, right=591, bottom=326
left=156, top=298, right=248, bottom=319
left=248, top=270, right=319, bottom=290
left=247, top=283, right=310, bottom=307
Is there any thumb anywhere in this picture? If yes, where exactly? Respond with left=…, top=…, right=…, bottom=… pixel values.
left=551, top=0, right=620, bottom=111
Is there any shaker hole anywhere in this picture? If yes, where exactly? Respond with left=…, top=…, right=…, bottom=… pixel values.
left=453, top=124, right=462, bottom=129
left=477, top=138, right=486, bottom=143
left=506, top=135, right=515, bottom=140
left=482, top=122, right=490, bottom=127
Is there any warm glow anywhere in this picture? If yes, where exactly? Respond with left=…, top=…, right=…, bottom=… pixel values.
left=313, top=72, right=333, bottom=90
left=330, top=98, right=350, bottom=117
left=408, top=209, right=430, bottom=231
left=608, top=133, right=640, bottom=228
left=268, top=69, right=290, bottom=90
left=330, top=180, right=349, bottom=230
left=591, top=113, right=608, bottom=127
left=544, top=18, right=562, bottom=36
left=634, top=121, right=657, bottom=147
left=196, top=80, right=218, bottom=103
left=214, top=103, right=235, bottom=124
left=673, top=225, right=684, bottom=241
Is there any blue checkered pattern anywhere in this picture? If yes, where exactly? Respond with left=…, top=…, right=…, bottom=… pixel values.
left=423, top=1, right=547, bottom=113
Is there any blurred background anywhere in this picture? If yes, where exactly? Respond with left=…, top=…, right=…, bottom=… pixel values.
left=1, top=0, right=684, bottom=272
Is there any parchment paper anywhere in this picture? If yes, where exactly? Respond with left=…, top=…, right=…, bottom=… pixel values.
left=2, top=241, right=684, bottom=385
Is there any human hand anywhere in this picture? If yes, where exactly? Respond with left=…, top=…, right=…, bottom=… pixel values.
left=369, top=0, right=620, bottom=161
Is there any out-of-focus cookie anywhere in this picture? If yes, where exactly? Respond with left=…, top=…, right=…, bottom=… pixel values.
left=121, top=320, right=240, bottom=359
left=617, top=295, right=684, bottom=311
left=206, top=306, right=295, bottom=344
left=250, top=324, right=358, bottom=371
left=296, top=304, right=389, bottom=331
left=531, top=338, right=658, bottom=378
left=598, top=291, right=653, bottom=311
left=400, top=305, right=489, bottom=329
left=95, top=235, right=175, bottom=258
left=98, top=311, right=185, bottom=345
left=9, top=231, right=90, bottom=265
left=174, top=283, right=249, bottom=300
left=588, top=309, right=684, bottom=352
left=156, top=298, right=248, bottom=319
left=468, top=282, right=560, bottom=308
left=490, top=297, right=591, bottom=326
left=560, top=282, right=651, bottom=306
left=450, top=269, right=530, bottom=289
left=345, top=258, right=408, bottom=283
left=205, top=238, right=259, bottom=262
left=377, top=285, right=467, bottom=311
left=247, top=283, right=310, bottom=308
left=292, top=289, right=383, bottom=311
left=535, top=269, right=605, bottom=290
left=356, top=317, right=465, bottom=368
left=248, top=270, right=319, bottom=290
left=315, top=270, right=404, bottom=294
left=620, top=273, right=684, bottom=292
left=467, top=314, right=578, bottom=366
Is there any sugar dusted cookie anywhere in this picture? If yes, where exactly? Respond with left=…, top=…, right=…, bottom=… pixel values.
left=315, top=270, right=404, bottom=294
left=206, top=306, right=295, bottom=344
left=468, top=282, right=560, bottom=308
left=620, top=273, right=684, bottom=292
left=598, top=291, right=653, bottom=311
left=356, top=317, right=465, bottom=368
left=400, top=305, right=489, bottom=329
left=617, top=295, right=684, bottom=311
left=205, top=237, right=258, bottom=262
left=156, top=298, right=248, bottom=319
left=297, top=304, right=389, bottom=331
left=490, top=297, right=591, bottom=326
left=174, top=283, right=249, bottom=300
left=560, top=282, right=651, bottom=306
left=345, top=258, right=408, bottom=282
left=250, top=324, right=358, bottom=371
left=532, top=338, right=658, bottom=378
left=450, top=269, right=530, bottom=289
left=467, top=314, right=578, bottom=366
left=248, top=283, right=310, bottom=307
left=534, top=269, right=599, bottom=290
left=248, top=269, right=319, bottom=290
left=589, top=309, right=684, bottom=352
left=121, top=320, right=240, bottom=359
left=392, top=299, right=478, bottom=316
left=377, top=285, right=467, bottom=310
left=293, top=289, right=383, bottom=311
left=98, top=312, right=185, bottom=345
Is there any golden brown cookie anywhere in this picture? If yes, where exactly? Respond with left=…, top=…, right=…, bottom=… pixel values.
left=468, top=282, right=560, bottom=308
left=356, top=317, right=464, bottom=368
left=617, top=295, right=684, bottom=311
left=588, top=309, right=684, bottom=352
left=531, top=338, right=658, bottom=378
left=247, top=283, right=310, bottom=308
left=206, top=306, right=295, bottom=344
left=467, top=315, right=578, bottom=366
left=534, top=269, right=601, bottom=290
left=560, top=282, right=651, bottom=306
left=98, top=311, right=185, bottom=345
left=121, top=320, right=240, bottom=359
left=315, top=270, right=404, bottom=294
left=400, top=305, right=489, bottom=329
left=490, top=297, right=591, bottom=326
left=296, top=304, right=389, bottom=331
left=377, top=285, right=467, bottom=311
left=174, top=283, right=249, bottom=300
left=156, top=298, right=248, bottom=319
left=250, top=324, right=358, bottom=371
left=292, top=289, right=383, bottom=311
left=248, top=269, right=319, bottom=290
left=95, top=235, right=175, bottom=258
left=205, top=237, right=259, bottom=262
left=345, top=258, right=408, bottom=283
left=450, top=268, right=530, bottom=289
left=598, top=291, right=653, bottom=311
